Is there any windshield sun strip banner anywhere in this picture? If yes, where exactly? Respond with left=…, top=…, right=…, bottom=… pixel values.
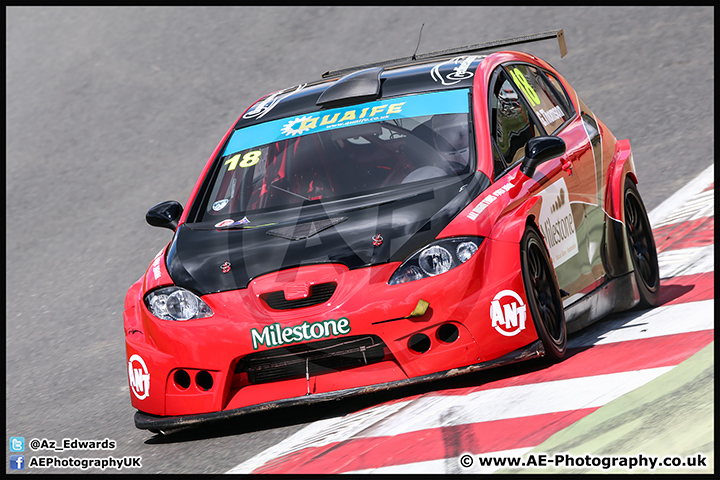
left=223, top=89, right=471, bottom=157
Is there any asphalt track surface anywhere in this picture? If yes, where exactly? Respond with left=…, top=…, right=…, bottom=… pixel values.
left=6, top=6, right=714, bottom=474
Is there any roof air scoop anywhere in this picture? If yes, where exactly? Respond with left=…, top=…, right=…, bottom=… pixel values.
left=316, top=67, right=383, bottom=106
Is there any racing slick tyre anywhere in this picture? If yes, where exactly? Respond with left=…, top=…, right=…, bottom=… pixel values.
left=624, top=177, right=660, bottom=309
left=521, top=225, right=567, bottom=362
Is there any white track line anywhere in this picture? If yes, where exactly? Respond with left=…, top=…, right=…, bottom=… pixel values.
left=568, top=299, right=713, bottom=348
left=658, top=245, right=715, bottom=279
left=648, top=163, right=713, bottom=227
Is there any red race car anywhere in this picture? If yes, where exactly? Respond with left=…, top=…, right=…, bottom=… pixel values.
left=124, top=30, right=659, bottom=433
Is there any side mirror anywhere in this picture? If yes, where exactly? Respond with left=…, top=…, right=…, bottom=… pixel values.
left=520, top=136, right=566, bottom=178
left=146, top=201, right=183, bottom=231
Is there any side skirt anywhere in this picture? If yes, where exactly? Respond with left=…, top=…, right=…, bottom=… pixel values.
left=564, top=271, right=640, bottom=334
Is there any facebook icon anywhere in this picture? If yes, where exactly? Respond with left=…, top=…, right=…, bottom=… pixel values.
left=10, top=455, right=25, bottom=470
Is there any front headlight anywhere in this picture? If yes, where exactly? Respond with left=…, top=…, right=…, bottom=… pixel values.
left=144, top=286, right=213, bottom=321
left=389, top=237, right=483, bottom=285
left=418, top=245, right=453, bottom=276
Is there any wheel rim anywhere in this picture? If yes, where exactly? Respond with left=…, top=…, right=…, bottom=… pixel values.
left=527, top=238, right=563, bottom=343
left=625, top=190, right=659, bottom=291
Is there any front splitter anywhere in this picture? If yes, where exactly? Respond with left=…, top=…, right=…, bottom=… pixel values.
left=135, top=340, right=545, bottom=434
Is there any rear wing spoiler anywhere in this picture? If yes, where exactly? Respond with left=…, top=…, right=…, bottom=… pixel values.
left=322, top=29, right=567, bottom=78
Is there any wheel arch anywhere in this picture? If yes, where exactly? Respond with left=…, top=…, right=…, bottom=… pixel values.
left=606, top=139, right=638, bottom=223
left=602, top=139, right=639, bottom=278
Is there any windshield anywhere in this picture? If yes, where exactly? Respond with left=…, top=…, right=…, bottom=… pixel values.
left=197, top=89, right=472, bottom=223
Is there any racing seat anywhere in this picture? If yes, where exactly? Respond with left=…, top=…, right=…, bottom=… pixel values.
left=287, top=136, right=333, bottom=201
left=404, top=114, right=470, bottom=179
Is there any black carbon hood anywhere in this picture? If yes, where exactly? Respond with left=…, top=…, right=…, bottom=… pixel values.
left=166, top=172, right=489, bottom=295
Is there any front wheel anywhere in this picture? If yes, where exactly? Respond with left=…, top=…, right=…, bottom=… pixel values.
left=624, top=178, right=660, bottom=308
left=520, top=225, right=567, bottom=362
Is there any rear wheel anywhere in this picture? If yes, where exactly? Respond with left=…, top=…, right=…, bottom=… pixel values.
left=521, top=225, right=567, bottom=362
left=624, top=178, right=660, bottom=308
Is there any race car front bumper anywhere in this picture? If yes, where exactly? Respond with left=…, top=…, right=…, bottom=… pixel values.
left=134, top=339, right=544, bottom=434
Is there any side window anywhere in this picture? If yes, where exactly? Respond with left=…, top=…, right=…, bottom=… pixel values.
left=507, top=64, right=572, bottom=134
left=489, top=70, right=540, bottom=178
left=542, top=70, right=575, bottom=119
